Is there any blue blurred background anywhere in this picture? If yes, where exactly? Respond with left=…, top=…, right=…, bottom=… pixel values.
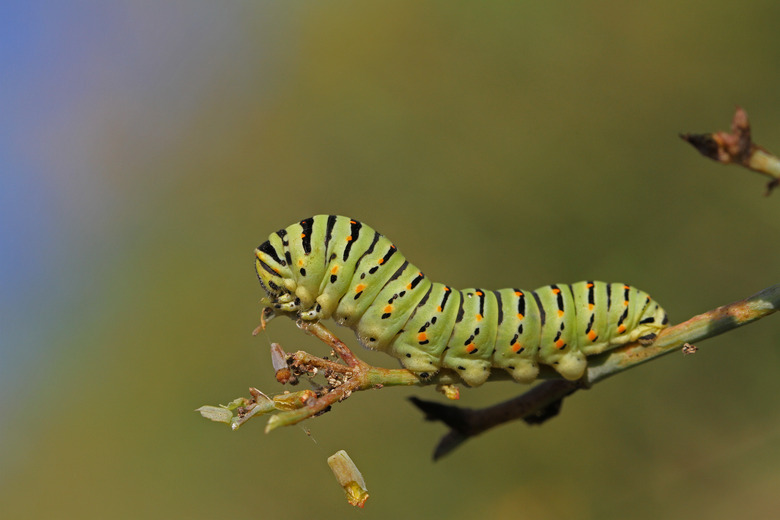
left=2, top=1, right=779, bottom=518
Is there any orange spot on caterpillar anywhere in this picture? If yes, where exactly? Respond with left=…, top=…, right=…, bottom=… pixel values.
left=417, top=332, right=427, bottom=342
left=511, top=342, right=523, bottom=353
left=377, top=258, right=384, bottom=264
left=331, top=265, right=339, bottom=274
left=476, top=314, right=483, bottom=321
left=517, top=313, right=524, bottom=320
left=617, top=324, right=627, bottom=333
left=406, top=283, right=412, bottom=290
left=383, top=304, right=393, bottom=314
left=552, top=288, right=561, bottom=294
left=465, top=344, right=477, bottom=353
left=587, top=330, right=597, bottom=341
left=350, top=220, right=357, bottom=224
left=437, top=306, right=443, bottom=312
left=588, top=303, right=594, bottom=311
left=586, top=282, right=594, bottom=288
left=623, top=300, right=629, bottom=307
left=476, top=290, right=484, bottom=297
left=444, top=286, right=451, bottom=292
left=300, top=233, right=306, bottom=239
left=557, top=310, right=564, bottom=318
left=355, top=284, right=366, bottom=293
left=555, top=339, right=565, bottom=349
left=346, top=235, right=353, bottom=242
left=515, top=291, right=523, bottom=297
left=298, top=259, right=304, bottom=266
left=623, top=285, right=630, bottom=290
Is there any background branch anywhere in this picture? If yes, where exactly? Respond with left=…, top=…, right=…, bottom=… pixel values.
left=681, top=107, right=780, bottom=195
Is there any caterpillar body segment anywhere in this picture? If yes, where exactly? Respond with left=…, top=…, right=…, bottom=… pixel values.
left=255, top=215, right=668, bottom=386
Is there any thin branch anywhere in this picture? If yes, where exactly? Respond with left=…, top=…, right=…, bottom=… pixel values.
left=411, top=283, right=779, bottom=459
left=199, top=284, right=778, bottom=456
left=681, top=106, right=780, bottom=195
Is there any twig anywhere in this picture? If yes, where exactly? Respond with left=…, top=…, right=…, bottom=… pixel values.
left=411, top=283, right=779, bottom=458
left=198, top=284, right=778, bottom=456
left=680, top=106, right=780, bottom=195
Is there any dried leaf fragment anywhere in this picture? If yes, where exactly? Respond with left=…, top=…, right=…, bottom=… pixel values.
left=327, top=450, right=369, bottom=508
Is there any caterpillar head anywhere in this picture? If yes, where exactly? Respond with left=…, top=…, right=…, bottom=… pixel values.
left=255, top=241, right=299, bottom=313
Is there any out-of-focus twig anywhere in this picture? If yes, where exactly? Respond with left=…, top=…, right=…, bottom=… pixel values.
left=681, top=107, right=780, bottom=195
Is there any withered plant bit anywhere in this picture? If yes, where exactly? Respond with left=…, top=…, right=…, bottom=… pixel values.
left=270, top=343, right=296, bottom=384
left=273, top=389, right=318, bottom=410
left=435, top=384, right=461, bottom=400
left=680, top=107, right=780, bottom=195
left=682, top=343, right=698, bottom=355
left=252, top=307, right=276, bottom=335
left=327, top=450, right=369, bottom=508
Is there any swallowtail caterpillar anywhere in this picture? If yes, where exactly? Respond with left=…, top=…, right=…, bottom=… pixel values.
left=255, top=215, right=668, bottom=387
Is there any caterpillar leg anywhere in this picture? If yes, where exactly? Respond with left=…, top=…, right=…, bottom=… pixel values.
left=388, top=341, right=441, bottom=378
left=502, top=360, right=540, bottom=384
left=552, top=351, right=588, bottom=381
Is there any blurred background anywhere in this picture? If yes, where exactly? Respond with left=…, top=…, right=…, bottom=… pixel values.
left=2, top=1, right=779, bottom=518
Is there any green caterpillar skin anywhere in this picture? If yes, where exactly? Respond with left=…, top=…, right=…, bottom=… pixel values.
left=255, top=215, right=668, bottom=387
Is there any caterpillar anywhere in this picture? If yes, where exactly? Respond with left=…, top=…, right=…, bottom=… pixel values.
left=255, top=215, right=668, bottom=387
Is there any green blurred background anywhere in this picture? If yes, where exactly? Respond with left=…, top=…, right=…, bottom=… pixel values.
left=3, top=1, right=779, bottom=518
